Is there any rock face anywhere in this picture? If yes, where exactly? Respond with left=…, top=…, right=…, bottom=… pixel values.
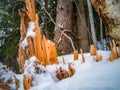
left=90, top=0, right=120, bottom=45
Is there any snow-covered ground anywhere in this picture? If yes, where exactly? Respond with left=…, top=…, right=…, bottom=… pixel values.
left=0, top=50, right=120, bottom=90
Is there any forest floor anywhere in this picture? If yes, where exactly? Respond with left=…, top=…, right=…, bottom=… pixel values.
left=0, top=80, right=11, bottom=90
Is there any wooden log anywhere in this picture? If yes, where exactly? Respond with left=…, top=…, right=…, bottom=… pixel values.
left=46, top=40, right=58, bottom=65
left=18, top=8, right=36, bottom=73
left=18, top=0, right=59, bottom=74
left=25, top=0, right=45, bottom=63
left=25, top=0, right=36, bottom=21
left=33, top=14, right=45, bottom=63
left=61, top=70, right=69, bottom=78
left=14, top=75, right=19, bottom=90
left=109, top=40, right=118, bottom=61
left=23, top=75, right=32, bottom=90
left=18, top=9, right=29, bottom=73
left=18, top=9, right=28, bottom=40
left=74, top=50, right=78, bottom=60
left=96, top=54, right=102, bottom=62
left=17, top=47, right=26, bottom=73
left=42, top=35, right=48, bottom=65
left=116, top=47, right=120, bottom=57
left=68, top=63, right=75, bottom=77
left=26, top=37, right=35, bottom=58
left=56, top=68, right=63, bottom=80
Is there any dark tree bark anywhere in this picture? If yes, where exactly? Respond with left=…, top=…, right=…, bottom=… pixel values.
left=76, top=0, right=90, bottom=52
left=90, top=0, right=120, bottom=45
left=54, top=0, right=73, bottom=54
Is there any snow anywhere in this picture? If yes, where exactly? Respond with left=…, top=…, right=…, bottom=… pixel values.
left=30, top=51, right=120, bottom=90
left=0, top=62, right=15, bottom=90
left=24, top=56, right=38, bottom=75
left=20, top=38, right=28, bottom=49
left=0, top=51, right=120, bottom=90
left=26, top=22, right=35, bottom=37
left=16, top=74, right=24, bottom=90
left=20, top=22, right=35, bottom=49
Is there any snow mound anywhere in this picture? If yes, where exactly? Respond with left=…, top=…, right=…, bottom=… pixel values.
left=30, top=51, right=120, bottom=90
left=1, top=51, right=120, bottom=90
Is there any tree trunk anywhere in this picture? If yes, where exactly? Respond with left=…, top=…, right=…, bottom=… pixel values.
left=18, top=0, right=58, bottom=73
left=54, top=0, right=73, bottom=54
left=90, top=0, right=120, bottom=45
left=76, top=0, right=90, bottom=52
left=87, top=0, right=97, bottom=47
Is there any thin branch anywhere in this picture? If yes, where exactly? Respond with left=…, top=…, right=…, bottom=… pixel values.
left=43, top=8, right=57, bottom=26
left=61, top=30, right=75, bottom=50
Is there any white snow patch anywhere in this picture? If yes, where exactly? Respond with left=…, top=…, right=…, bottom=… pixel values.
left=16, top=74, right=24, bottom=90
left=1, top=51, right=120, bottom=90
left=20, top=37, right=28, bottom=49
left=30, top=51, right=120, bottom=90
left=0, top=63, right=15, bottom=90
left=26, top=22, right=35, bottom=37
left=20, top=21, right=35, bottom=49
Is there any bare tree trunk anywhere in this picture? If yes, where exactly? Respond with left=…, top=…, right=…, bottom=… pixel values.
left=76, top=0, right=90, bottom=52
left=18, top=0, right=58, bottom=73
left=54, top=0, right=73, bottom=54
left=90, top=0, right=120, bottom=45
left=87, top=0, right=97, bottom=47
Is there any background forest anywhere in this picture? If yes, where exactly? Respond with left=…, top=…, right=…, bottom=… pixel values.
left=0, top=0, right=112, bottom=73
